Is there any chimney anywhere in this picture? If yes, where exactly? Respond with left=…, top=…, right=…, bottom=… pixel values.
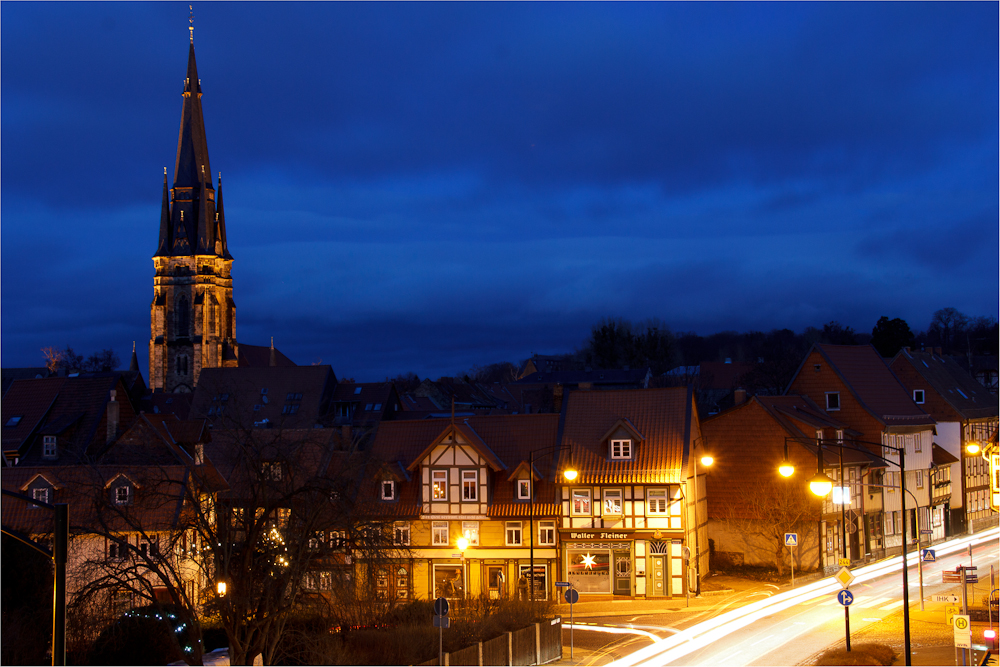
left=553, top=384, right=564, bottom=413
left=106, top=389, right=120, bottom=444
left=734, top=388, right=747, bottom=406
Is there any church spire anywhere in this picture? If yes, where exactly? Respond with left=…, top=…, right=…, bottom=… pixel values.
left=129, top=342, right=140, bottom=373
left=155, top=167, right=171, bottom=256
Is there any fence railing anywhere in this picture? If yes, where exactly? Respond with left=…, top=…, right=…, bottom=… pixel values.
left=415, top=617, right=563, bottom=666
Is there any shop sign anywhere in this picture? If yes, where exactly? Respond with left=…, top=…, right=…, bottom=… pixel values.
left=567, top=532, right=630, bottom=540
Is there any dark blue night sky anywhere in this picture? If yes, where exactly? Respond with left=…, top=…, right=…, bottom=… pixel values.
left=2, top=2, right=997, bottom=381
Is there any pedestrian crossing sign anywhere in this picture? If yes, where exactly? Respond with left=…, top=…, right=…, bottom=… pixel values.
left=784, top=533, right=798, bottom=547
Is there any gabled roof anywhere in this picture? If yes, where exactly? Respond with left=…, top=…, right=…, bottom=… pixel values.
left=2, top=377, right=66, bottom=455
left=892, top=348, right=997, bottom=421
left=237, top=343, right=297, bottom=368
left=560, top=388, right=692, bottom=484
left=404, top=421, right=506, bottom=472
left=796, top=344, right=935, bottom=427
left=515, top=367, right=651, bottom=387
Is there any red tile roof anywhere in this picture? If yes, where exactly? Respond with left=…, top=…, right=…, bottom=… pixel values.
left=559, top=388, right=693, bottom=484
left=891, top=348, right=997, bottom=421
left=809, top=344, right=936, bottom=426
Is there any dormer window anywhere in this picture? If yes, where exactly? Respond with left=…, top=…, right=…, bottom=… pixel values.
left=32, top=487, right=50, bottom=505
left=610, top=439, right=632, bottom=459
left=381, top=480, right=396, bottom=501
left=115, top=485, right=132, bottom=505
left=913, top=389, right=925, bottom=404
left=43, top=436, right=57, bottom=459
left=517, top=479, right=531, bottom=500
left=262, top=462, right=283, bottom=481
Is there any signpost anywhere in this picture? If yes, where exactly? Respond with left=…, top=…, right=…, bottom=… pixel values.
left=785, top=533, right=798, bottom=586
left=434, top=597, right=449, bottom=666
left=836, top=566, right=854, bottom=653
left=954, top=615, right=971, bottom=649
left=564, top=587, right=579, bottom=659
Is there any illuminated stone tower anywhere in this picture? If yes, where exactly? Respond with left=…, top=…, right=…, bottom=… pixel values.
left=150, top=31, right=236, bottom=392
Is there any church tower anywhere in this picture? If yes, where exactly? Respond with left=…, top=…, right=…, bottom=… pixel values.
left=150, top=31, right=237, bottom=392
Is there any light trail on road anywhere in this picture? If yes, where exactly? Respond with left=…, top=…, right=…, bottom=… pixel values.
left=609, top=528, right=998, bottom=667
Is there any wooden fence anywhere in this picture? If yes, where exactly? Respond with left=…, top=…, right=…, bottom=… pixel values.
left=415, top=617, right=562, bottom=666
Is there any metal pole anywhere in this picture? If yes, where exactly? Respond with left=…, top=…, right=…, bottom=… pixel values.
left=917, top=509, right=924, bottom=611
left=900, top=446, right=912, bottom=666
left=529, top=450, right=535, bottom=607
left=790, top=545, right=795, bottom=587
left=53, top=503, right=67, bottom=667
left=693, top=455, right=700, bottom=597
left=961, top=567, right=968, bottom=667
left=839, top=443, right=850, bottom=654
left=570, top=591, right=574, bottom=660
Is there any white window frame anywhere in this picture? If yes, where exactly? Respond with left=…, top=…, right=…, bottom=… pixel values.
left=381, top=480, right=395, bottom=501
left=505, top=521, right=522, bottom=546
left=432, top=521, right=449, bottom=545
left=32, top=487, right=50, bottom=505
left=43, top=435, right=57, bottom=458
left=913, top=389, right=925, bottom=404
left=462, top=470, right=478, bottom=501
left=462, top=521, right=480, bottom=546
left=603, top=489, right=623, bottom=515
left=394, top=522, right=410, bottom=546
left=115, top=485, right=131, bottom=505
left=571, top=489, right=592, bottom=516
left=517, top=479, right=531, bottom=500
left=825, top=392, right=841, bottom=411
left=647, top=488, right=667, bottom=514
left=610, top=439, right=632, bottom=460
left=915, top=470, right=923, bottom=489
left=431, top=470, right=448, bottom=501
left=914, top=433, right=922, bottom=453
left=538, top=520, right=556, bottom=546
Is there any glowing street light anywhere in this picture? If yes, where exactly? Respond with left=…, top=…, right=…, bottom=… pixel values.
left=216, top=581, right=227, bottom=596
left=778, top=462, right=795, bottom=478
left=808, top=471, right=834, bottom=497
left=966, top=441, right=981, bottom=455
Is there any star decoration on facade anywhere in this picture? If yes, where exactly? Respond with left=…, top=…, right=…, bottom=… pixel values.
left=580, top=553, right=597, bottom=569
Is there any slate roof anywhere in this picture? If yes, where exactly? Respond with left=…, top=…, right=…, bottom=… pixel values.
left=559, top=388, right=693, bottom=484
left=189, top=365, right=336, bottom=429
left=143, top=392, right=193, bottom=419
left=804, top=344, right=935, bottom=426
left=237, top=343, right=297, bottom=368
left=891, top=348, right=997, bottom=421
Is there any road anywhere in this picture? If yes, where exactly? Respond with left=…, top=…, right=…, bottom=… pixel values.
left=564, top=529, right=998, bottom=666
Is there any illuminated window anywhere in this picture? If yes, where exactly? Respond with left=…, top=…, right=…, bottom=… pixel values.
left=505, top=521, right=522, bottom=546
left=432, top=521, right=449, bottom=545
left=647, top=489, right=667, bottom=514
left=610, top=439, right=632, bottom=459
left=462, top=470, right=478, bottom=501
left=462, top=521, right=479, bottom=546
left=603, top=489, right=623, bottom=515
left=571, top=489, right=591, bottom=515
left=432, top=470, right=448, bottom=500
left=538, top=520, right=555, bottom=546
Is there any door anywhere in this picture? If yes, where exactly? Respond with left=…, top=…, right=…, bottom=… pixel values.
left=613, top=550, right=631, bottom=595
left=486, top=565, right=505, bottom=599
left=649, top=555, right=665, bottom=597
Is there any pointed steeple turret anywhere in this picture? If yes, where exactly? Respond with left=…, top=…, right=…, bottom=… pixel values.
left=155, top=168, right=171, bottom=256
left=129, top=342, right=140, bottom=373
left=215, top=172, right=232, bottom=259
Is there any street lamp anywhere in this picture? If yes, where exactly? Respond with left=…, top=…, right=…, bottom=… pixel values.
left=528, top=446, right=577, bottom=606
left=785, top=436, right=913, bottom=666
left=966, top=441, right=981, bottom=455
left=779, top=440, right=796, bottom=478
left=690, top=438, right=714, bottom=597
left=216, top=581, right=227, bottom=596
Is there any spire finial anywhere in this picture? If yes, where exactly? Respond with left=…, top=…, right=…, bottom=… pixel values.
left=189, top=5, right=194, bottom=43
left=164, top=166, right=167, bottom=176
left=132, top=341, right=136, bottom=353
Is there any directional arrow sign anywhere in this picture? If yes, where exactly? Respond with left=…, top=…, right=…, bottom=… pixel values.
left=835, top=566, right=855, bottom=589
left=934, top=594, right=960, bottom=604
left=837, top=589, right=854, bottom=606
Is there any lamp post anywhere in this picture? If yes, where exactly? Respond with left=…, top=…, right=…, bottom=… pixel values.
left=689, top=438, right=713, bottom=597
left=528, top=446, right=577, bottom=606
left=782, top=436, right=913, bottom=666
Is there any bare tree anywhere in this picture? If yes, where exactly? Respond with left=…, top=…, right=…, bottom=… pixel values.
left=721, top=478, right=820, bottom=576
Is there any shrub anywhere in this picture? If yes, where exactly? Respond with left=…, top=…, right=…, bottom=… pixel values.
left=815, top=643, right=896, bottom=666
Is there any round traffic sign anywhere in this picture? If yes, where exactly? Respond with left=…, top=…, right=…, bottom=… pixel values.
left=955, top=617, right=969, bottom=631
left=564, top=588, right=580, bottom=604
left=434, top=597, right=449, bottom=616
left=837, top=590, right=854, bottom=606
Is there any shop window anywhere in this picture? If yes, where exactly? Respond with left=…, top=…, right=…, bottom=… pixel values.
left=519, top=564, right=548, bottom=600
left=462, top=470, right=478, bottom=501
left=432, top=521, right=449, bottom=545
left=538, top=520, right=555, bottom=546
left=505, top=521, right=522, bottom=546
left=603, top=489, right=623, bottom=515
left=433, top=564, right=465, bottom=599
left=567, top=548, right=610, bottom=593
left=571, top=489, right=591, bottom=515
left=431, top=470, right=448, bottom=501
